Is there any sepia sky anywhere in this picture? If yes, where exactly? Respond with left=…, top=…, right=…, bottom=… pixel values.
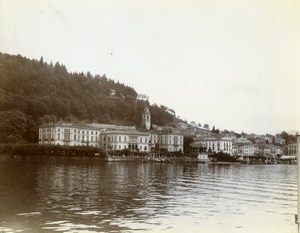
left=0, top=0, right=299, bottom=135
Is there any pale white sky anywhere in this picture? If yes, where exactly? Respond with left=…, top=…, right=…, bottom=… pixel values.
left=0, top=0, right=299, bottom=135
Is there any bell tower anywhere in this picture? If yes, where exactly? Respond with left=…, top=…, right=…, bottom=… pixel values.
left=142, top=107, right=151, bottom=130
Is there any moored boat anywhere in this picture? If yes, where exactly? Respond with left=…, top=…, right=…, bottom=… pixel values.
left=104, top=155, right=135, bottom=162
left=197, top=153, right=210, bottom=163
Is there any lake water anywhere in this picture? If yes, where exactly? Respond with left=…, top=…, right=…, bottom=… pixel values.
left=0, top=155, right=297, bottom=233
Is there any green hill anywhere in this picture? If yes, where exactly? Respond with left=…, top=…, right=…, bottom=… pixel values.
left=0, top=52, right=176, bottom=143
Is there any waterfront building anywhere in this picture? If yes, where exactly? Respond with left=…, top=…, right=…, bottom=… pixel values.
left=99, top=130, right=150, bottom=152
left=39, top=122, right=102, bottom=147
left=201, top=137, right=233, bottom=155
left=234, top=142, right=255, bottom=157
left=39, top=122, right=184, bottom=153
left=159, top=130, right=184, bottom=153
left=190, top=141, right=207, bottom=153
left=39, top=122, right=135, bottom=147
left=259, top=144, right=283, bottom=157
left=284, top=143, right=298, bottom=156
left=253, top=144, right=260, bottom=155
left=232, top=142, right=239, bottom=155
left=149, top=133, right=159, bottom=150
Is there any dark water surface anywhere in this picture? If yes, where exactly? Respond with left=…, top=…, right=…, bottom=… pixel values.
left=0, top=155, right=297, bottom=233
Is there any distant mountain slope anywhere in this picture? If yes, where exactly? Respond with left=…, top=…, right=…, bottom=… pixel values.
left=0, top=52, right=176, bottom=143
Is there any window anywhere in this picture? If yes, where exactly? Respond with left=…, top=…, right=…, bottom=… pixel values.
left=91, top=136, right=93, bottom=141
left=74, top=135, right=76, bottom=140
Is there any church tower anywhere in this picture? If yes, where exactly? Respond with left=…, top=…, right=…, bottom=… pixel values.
left=142, top=107, right=151, bottom=130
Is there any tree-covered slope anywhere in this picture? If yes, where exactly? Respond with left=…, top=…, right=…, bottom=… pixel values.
left=0, top=53, right=176, bottom=143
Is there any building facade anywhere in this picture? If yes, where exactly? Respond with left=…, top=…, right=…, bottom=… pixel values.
left=99, top=130, right=150, bottom=152
left=202, top=137, right=233, bottom=155
left=284, top=143, right=298, bottom=156
left=159, top=131, right=184, bottom=153
left=39, top=123, right=101, bottom=147
left=39, top=122, right=184, bottom=153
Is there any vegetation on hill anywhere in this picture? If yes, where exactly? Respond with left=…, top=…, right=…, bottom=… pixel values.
left=0, top=53, right=176, bottom=143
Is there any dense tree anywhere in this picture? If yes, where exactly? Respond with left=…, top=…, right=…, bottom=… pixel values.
left=0, top=52, right=177, bottom=143
left=281, top=131, right=296, bottom=144
left=184, top=136, right=194, bottom=153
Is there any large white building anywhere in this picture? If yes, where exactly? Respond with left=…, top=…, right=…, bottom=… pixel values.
left=39, top=122, right=184, bottom=153
left=284, top=143, right=298, bottom=156
left=39, top=106, right=184, bottom=153
left=39, top=122, right=102, bottom=147
left=99, top=130, right=150, bottom=152
left=232, top=142, right=255, bottom=157
left=202, top=137, right=233, bottom=155
left=159, top=131, right=184, bottom=153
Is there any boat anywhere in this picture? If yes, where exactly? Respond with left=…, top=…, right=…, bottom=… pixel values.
left=104, top=155, right=135, bottom=162
left=197, top=153, right=210, bottom=163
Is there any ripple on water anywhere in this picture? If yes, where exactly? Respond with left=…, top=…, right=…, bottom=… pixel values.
left=42, top=221, right=101, bottom=232
left=17, top=212, right=41, bottom=216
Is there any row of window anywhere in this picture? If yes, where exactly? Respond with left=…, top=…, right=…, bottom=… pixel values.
left=41, top=128, right=99, bottom=135
left=101, top=136, right=148, bottom=143
left=40, top=133, right=184, bottom=146
left=41, top=129, right=183, bottom=141
left=40, top=134, right=98, bottom=142
left=101, top=144, right=148, bottom=151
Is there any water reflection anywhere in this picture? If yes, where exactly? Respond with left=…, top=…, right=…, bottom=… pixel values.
left=0, top=155, right=297, bottom=233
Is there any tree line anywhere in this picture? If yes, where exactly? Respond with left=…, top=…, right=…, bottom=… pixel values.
left=0, top=53, right=176, bottom=143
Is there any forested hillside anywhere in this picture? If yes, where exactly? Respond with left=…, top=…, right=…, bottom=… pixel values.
left=0, top=53, right=176, bottom=143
